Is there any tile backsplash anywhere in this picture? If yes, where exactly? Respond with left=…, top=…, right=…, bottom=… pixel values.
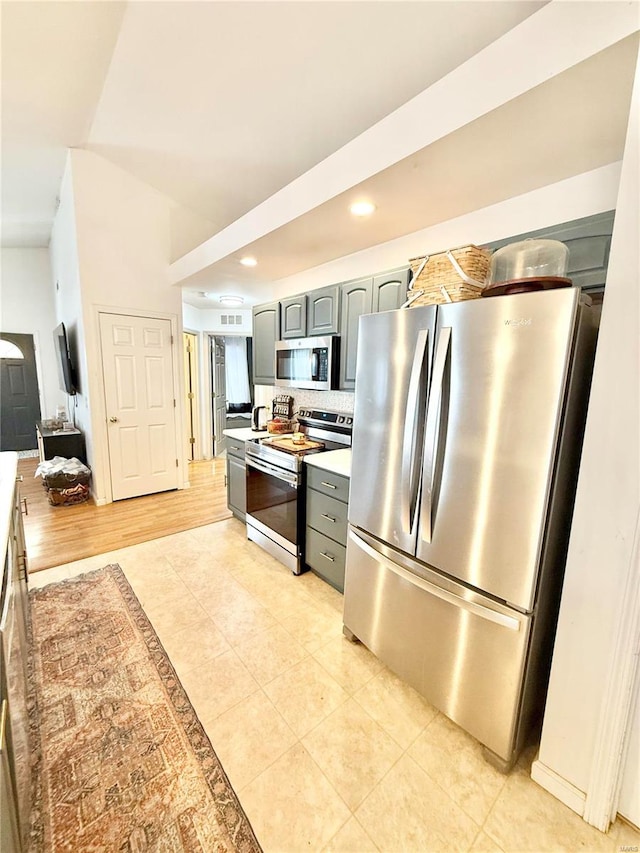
left=254, top=385, right=354, bottom=417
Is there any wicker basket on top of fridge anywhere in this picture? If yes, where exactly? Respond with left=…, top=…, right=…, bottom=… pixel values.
left=407, top=245, right=491, bottom=306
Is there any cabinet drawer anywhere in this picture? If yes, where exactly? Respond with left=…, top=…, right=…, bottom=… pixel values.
left=227, top=439, right=245, bottom=459
left=306, top=488, right=348, bottom=545
left=306, top=466, right=350, bottom=503
left=305, top=527, right=346, bottom=593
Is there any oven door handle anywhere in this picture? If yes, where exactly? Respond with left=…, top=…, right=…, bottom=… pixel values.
left=246, top=456, right=299, bottom=487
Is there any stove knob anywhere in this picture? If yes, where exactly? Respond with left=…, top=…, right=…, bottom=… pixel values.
left=347, top=417, right=353, bottom=425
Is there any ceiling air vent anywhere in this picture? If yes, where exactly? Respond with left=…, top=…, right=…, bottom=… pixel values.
left=220, top=314, right=242, bottom=326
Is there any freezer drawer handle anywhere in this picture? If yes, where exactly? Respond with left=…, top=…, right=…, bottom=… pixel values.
left=320, top=552, right=335, bottom=562
left=349, top=531, right=521, bottom=631
left=321, top=481, right=337, bottom=490
left=321, top=513, right=337, bottom=523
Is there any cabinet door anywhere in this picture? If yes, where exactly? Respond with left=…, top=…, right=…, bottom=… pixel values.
left=280, top=295, right=307, bottom=339
left=227, top=456, right=246, bottom=520
left=339, top=277, right=373, bottom=390
left=252, top=301, right=280, bottom=385
left=372, top=267, right=411, bottom=312
left=307, top=285, right=340, bottom=336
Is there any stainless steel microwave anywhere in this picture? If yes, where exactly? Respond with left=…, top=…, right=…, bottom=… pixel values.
left=275, top=336, right=339, bottom=390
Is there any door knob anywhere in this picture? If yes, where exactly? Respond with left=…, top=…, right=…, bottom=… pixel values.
left=109, top=416, right=119, bottom=423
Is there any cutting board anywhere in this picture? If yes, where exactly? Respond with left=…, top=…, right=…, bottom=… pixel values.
left=267, top=436, right=325, bottom=455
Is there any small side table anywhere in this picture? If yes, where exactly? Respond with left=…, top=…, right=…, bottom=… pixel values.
left=36, top=423, right=86, bottom=465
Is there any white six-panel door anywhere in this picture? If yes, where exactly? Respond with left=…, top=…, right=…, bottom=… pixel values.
left=100, top=313, right=178, bottom=501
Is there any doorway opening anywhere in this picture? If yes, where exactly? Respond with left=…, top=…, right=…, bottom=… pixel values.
left=209, top=335, right=253, bottom=456
left=183, top=332, right=200, bottom=461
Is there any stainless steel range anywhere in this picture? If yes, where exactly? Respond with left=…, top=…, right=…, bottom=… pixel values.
left=245, top=408, right=352, bottom=573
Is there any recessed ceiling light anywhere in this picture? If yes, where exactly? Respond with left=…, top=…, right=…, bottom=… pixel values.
left=219, top=295, right=244, bottom=307
left=240, top=256, right=257, bottom=267
left=350, top=201, right=376, bottom=217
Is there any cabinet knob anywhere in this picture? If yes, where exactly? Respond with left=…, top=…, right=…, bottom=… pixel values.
left=109, top=416, right=119, bottom=423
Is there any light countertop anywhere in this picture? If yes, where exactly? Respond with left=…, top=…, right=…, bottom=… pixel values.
left=0, top=452, right=18, bottom=564
left=305, top=448, right=351, bottom=478
left=223, top=427, right=268, bottom=441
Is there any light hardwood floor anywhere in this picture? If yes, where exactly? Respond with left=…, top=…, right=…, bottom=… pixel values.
left=19, top=456, right=232, bottom=573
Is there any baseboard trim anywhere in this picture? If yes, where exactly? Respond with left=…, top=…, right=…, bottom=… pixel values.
left=531, top=759, right=587, bottom=816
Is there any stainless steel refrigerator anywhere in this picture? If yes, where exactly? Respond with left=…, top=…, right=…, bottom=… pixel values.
left=343, top=288, right=598, bottom=769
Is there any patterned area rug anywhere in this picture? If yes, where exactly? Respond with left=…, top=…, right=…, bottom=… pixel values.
left=28, top=565, right=262, bottom=852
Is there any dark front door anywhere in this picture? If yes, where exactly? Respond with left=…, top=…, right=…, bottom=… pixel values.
left=0, top=332, right=41, bottom=451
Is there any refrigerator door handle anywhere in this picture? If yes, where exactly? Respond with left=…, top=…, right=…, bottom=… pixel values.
left=401, top=328, right=429, bottom=534
left=421, top=326, right=451, bottom=543
left=349, top=530, right=521, bottom=631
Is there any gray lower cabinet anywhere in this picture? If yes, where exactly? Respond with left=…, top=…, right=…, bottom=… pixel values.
left=305, top=466, right=350, bottom=592
left=252, top=301, right=280, bottom=385
left=226, top=439, right=246, bottom=521
left=1, top=458, right=31, bottom=853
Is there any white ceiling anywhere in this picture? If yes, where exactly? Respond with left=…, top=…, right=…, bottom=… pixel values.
left=1, top=1, right=636, bottom=310
left=1, top=2, right=544, bottom=260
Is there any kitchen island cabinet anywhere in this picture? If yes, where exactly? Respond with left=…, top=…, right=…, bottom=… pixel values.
left=0, top=453, right=31, bottom=852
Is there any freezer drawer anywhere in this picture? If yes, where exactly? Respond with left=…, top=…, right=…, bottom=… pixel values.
left=343, top=528, right=532, bottom=763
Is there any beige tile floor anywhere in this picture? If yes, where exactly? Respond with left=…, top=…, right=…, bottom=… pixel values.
left=32, top=518, right=640, bottom=853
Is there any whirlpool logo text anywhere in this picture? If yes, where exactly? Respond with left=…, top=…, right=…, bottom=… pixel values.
left=504, top=318, right=532, bottom=327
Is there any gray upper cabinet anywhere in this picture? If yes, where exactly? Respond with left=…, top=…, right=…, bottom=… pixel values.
left=252, top=300, right=280, bottom=385
left=373, top=267, right=411, bottom=312
left=338, top=266, right=411, bottom=390
left=307, top=285, right=340, bottom=335
left=281, top=294, right=307, bottom=339
left=339, top=277, right=373, bottom=390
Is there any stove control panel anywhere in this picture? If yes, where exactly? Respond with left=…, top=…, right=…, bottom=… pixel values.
left=297, top=408, right=353, bottom=429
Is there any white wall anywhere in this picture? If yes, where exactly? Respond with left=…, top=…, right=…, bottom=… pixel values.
left=182, top=304, right=252, bottom=336
left=532, top=46, right=640, bottom=821
left=50, top=149, right=187, bottom=502
left=49, top=158, right=89, bottom=441
left=0, top=247, right=60, bottom=421
left=271, top=163, right=621, bottom=299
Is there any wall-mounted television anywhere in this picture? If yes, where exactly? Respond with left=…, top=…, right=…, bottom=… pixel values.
left=53, top=322, right=77, bottom=396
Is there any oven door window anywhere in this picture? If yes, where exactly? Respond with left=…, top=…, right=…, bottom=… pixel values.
left=246, top=465, right=298, bottom=546
left=276, top=348, right=314, bottom=383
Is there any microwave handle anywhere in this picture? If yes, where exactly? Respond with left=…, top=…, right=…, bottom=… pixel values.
left=311, top=350, right=319, bottom=378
